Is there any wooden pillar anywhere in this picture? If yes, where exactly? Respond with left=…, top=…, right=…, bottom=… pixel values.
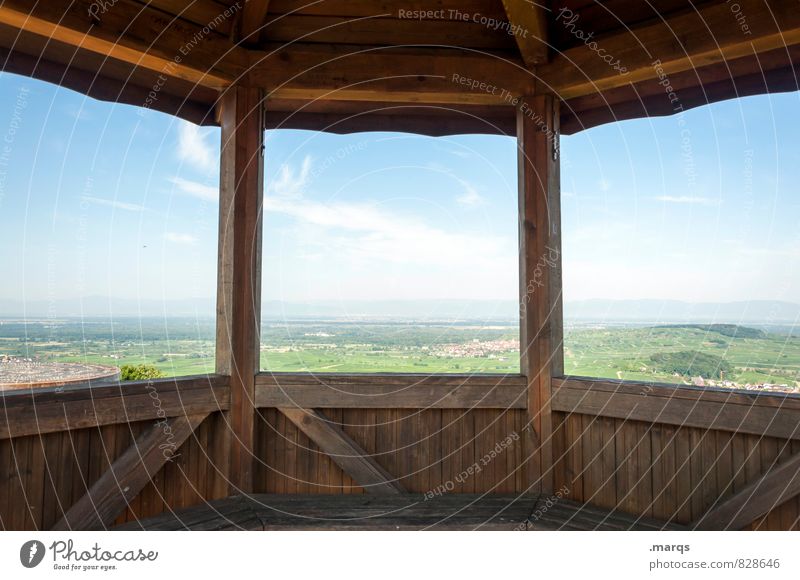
left=517, top=94, right=563, bottom=495
left=216, top=86, right=264, bottom=494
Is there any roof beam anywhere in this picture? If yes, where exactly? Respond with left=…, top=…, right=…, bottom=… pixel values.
left=279, top=408, right=405, bottom=495
left=0, top=0, right=532, bottom=106
left=239, top=0, right=272, bottom=45
left=694, top=450, right=800, bottom=530
left=0, top=0, right=242, bottom=89
left=252, top=43, right=535, bottom=105
left=542, top=0, right=800, bottom=99
left=501, top=0, right=549, bottom=67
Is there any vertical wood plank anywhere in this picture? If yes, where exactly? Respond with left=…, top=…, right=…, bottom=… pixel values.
left=218, top=85, right=265, bottom=494
left=518, top=94, right=561, bottom=495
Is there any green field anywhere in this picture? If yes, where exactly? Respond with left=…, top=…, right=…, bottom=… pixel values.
left=564, top=323, right=800, bottom=388
left=1, top=318, right=798, bottom=393
left=260, top=321, right=520, bottom=373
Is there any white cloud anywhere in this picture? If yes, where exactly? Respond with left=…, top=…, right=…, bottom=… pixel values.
left=270, top=155, right=312, bottom=198
left=177, top=121, right=215, bottom=170
left=449, top=149, right=473, bottom=159
left=164, top=232, right=198, bottom=244
left=265, top=171, right=508, bottom=269
left=82, top=196, right=145, bottom=212
left=169, top=177, right=218, bottom=202
left=263, top=158, right=518, bottom=301
left=455, top=179, right=484, bottom=206
left=655, top=195, right=720, bottom=205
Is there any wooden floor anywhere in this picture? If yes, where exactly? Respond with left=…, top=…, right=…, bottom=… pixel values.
left=114, top=494, right=684, bottom=531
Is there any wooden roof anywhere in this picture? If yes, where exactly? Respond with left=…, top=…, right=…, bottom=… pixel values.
left=1, top=0, right=798, bottom=135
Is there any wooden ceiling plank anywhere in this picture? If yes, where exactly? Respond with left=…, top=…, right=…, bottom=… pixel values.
left=142, top=0, right=236, bottom=36
left=267, top=0, right=507, bottom=20
left=542, top=0, right=800, bottom=99
left=259, top=14, right=517, bottom=50
left=0, top=0, right=242, bottom=89
left=0, top=0, right=532, bottom=106
left=501, top=0, right=549, bottom=66
left=253, top=43, right=534, bottom=105
left=240, top=0, right=272, bottom=45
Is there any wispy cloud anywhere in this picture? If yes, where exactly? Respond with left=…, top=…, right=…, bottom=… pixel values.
left=164, top=232, right=197, bottom=244
left=65, top=105, right=91, bottom=121
left=82, top=196, right=145, bottom=212
left=264, top=160, right=510, bottom=270
left=455, top=178, right=484, bottom=207
left=177, top=121, right=215, bottom=170
left=169, top=177, right=218, bottom=202
left=449, top=149, right=473, bottom=159
left=269, top=155, right=312, bottom=198
left=655, top=195, right=720, bottom=206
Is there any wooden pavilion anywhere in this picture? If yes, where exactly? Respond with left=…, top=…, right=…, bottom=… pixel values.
left=1, top=0, right=799, bottom=531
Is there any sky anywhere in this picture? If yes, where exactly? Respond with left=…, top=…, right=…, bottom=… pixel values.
left=0, top=71, right=798, bottom=314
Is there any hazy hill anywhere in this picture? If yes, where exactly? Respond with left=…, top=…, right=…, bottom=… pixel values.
left=1, top=296, right=798, bottom=324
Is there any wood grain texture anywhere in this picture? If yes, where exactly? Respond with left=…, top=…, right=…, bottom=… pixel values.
left=501, top=0, right=548, bottom=67
left=218, top=86, right=265, bottom=494
left=695, top=449, right=800, bottom=530
left=540, top=0, right=800, bottom=100
left=52, top=414, right=207, bottom=530
left=552, top=377, right=800, bottom=440
left=256, top=373, right=527, bottom=408
left=279, top=408, right=404, bottom=495
left=518, top=94, right=562, bottom=495
left=114, top=492, right=683, bottom=531
left=0, top=375, right=228, bottom=440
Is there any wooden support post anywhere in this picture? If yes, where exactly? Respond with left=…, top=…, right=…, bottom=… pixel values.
left=217, top=86, right=265, bottom=494
left=279, top=408, right=405, bottom=495
left=52, top=414, right=208, bottom=530
left=517, top=94, right=563, bottom=495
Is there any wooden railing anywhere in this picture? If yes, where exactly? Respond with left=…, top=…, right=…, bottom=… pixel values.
left=0, top=374, right=229, bottom=439
left=551, top=376, right=800, bottom=440
left=255, top=372, right=527, bottom=409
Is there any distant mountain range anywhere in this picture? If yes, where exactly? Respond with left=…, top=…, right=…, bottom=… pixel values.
left=565, top=299, right=800, bottom=324
left=1, top=296, right=798, bottom=324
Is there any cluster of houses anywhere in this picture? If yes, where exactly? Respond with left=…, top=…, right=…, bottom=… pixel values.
left=691, top=375, right=798, bottom=394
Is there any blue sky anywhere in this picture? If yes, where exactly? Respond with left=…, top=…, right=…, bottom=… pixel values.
left=0, top=71, right=798, bottom=311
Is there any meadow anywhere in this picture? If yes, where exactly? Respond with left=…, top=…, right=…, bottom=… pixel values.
left=1, top=318, right=798, bottom=392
